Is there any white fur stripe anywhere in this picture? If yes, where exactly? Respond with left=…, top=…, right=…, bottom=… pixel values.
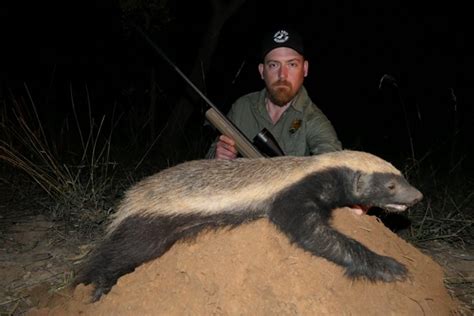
left=108, top=151, right=400, bottom=233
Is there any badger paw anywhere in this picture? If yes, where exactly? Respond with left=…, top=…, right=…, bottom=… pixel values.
left=345, top=254, right=408, bottom=282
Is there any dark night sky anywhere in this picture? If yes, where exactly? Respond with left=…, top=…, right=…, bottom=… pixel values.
left=1, top=1, right=472, bottom=170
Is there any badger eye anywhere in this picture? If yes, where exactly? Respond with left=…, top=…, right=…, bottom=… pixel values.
left=387, top=183, right=396, bottom=190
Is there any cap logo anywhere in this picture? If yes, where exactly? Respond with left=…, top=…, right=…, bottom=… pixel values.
left=273, top=30, right=289, bottom=43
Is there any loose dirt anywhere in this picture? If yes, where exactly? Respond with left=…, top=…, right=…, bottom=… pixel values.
left=27, top=208, right=464, bottom=315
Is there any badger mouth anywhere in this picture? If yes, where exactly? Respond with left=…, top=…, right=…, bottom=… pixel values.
left=349, top=203, right=410, bottom=214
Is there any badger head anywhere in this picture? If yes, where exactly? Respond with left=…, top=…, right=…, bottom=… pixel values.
left=352, top=171, right=423, bottom=212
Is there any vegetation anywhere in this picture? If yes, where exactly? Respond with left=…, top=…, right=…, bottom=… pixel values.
left=403, top=161, right=473, bottom=246
left=377, top=76, right=473, bottom=247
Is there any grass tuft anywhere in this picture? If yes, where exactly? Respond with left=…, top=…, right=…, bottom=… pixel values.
left=1, top=84, right=119, bottom=235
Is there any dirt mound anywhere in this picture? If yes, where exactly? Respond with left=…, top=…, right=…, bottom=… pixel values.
left=29, top=208, right=460, bottom=315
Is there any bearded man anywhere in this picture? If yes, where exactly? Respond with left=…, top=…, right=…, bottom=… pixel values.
left=206, top=27, right=342, bottom=159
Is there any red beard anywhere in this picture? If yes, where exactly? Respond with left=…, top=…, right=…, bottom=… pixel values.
left=268, top=80, right=295, bottom=106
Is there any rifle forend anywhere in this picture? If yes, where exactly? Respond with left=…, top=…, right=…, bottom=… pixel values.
left=205, top=108, right=264, bottom=158
left=132, top=25, right=282, bottom=158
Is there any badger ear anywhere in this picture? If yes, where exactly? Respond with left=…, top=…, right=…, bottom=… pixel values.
left=353, top=171, right=371, bottom=197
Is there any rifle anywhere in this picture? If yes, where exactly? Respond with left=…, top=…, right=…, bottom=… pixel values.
left=134, top=26, right=284, bottom=158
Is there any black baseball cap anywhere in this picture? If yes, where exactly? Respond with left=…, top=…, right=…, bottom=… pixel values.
left=261, top=27, right=304, bottom=60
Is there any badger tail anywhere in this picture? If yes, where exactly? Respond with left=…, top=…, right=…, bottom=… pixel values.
left=74, top=215, right=185, bottom=301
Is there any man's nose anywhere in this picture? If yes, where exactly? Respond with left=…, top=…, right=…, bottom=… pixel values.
left=278, top=66, right=288, bottom=79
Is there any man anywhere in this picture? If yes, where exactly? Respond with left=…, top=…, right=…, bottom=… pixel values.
left=206, top=27, right=342, bottom=160
left=205, top=28, right=368, bottom=215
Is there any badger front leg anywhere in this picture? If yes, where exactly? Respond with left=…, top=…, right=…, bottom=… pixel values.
left=269, top=201, right=408, bottom=282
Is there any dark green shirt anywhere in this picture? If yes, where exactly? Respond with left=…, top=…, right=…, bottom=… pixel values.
left=206, top=86, right=342, bottom=158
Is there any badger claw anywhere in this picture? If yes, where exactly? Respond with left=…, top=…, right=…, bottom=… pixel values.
left=345, top=254, right=408, bottom=282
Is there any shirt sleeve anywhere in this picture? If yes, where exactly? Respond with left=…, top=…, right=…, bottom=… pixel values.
left=306, top=108, right=342, bottom=155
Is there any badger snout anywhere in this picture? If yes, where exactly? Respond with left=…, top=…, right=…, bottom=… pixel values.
left=405, top=187, right=423, bottom=207
left=385, top=185, right=423, bottom=213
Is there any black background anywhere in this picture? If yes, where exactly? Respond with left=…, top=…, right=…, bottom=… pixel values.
left=1, top=1, right=472, bottom=172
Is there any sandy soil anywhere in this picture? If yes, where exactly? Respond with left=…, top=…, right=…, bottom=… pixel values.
left=26, top=208, right=464, bottom=315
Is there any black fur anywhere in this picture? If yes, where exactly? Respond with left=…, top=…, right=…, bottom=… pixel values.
left=76, top=166, right=421, bottom=301
left=269, top=168, right=408, bottom=282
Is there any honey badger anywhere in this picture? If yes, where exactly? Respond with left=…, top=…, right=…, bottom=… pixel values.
left=75, top=150, right=422, bottom=301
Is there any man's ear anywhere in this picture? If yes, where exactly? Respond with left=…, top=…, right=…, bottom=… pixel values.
left=353, top=171, right=371, bottom=197
left=304, top=60, right=309, bottom=77
left=258, top=63, right=264, bottom=79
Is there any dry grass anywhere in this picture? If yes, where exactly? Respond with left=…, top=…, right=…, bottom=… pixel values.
left=403, top=157, right=474, bottom=247
left=0, top=84, right=119, bottom=234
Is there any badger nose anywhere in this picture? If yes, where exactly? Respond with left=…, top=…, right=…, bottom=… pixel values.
left=411, top=189, right=423, bottom=205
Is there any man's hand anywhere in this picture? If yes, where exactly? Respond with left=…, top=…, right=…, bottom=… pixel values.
left=215, top=135, right=238, bottom=160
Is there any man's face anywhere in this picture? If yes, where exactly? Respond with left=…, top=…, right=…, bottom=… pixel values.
left=258, top=47, right=308, bottom=107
